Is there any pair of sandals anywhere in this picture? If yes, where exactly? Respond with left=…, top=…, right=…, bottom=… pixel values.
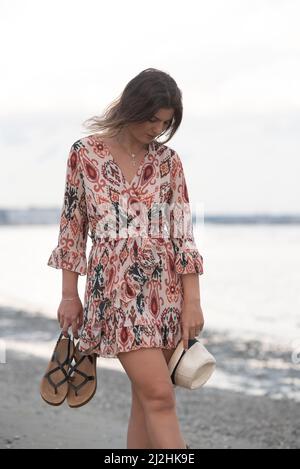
left=40, top=333, right=97, bottom=408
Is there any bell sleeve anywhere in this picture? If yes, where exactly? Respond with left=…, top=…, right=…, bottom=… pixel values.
left=47, top=141, right=89, bottom=275
left=169, top=151, right=204, bottom=275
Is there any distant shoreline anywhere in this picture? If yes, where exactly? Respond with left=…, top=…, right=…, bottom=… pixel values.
left=0, top=207, right=300, bottom=225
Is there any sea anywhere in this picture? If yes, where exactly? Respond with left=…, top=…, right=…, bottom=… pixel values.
left=0, top=222, right=299, bottom=401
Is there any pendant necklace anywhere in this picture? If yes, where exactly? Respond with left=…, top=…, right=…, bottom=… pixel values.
left=116, top=136, right=147, bottom=167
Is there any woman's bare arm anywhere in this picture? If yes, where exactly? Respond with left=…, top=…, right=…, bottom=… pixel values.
left=57, top=269, right=83, bottom=337
left=62, top=269, right=79, bottom=297
left=181, top=273, right=204, bottom=350
left=181, top=273, right=201, bottom=304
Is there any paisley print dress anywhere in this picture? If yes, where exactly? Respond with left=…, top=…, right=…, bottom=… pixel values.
left=47, top=134, right=204, bottom=358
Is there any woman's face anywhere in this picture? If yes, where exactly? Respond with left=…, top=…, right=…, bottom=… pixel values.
left=129, top=107, right=175, bottom=143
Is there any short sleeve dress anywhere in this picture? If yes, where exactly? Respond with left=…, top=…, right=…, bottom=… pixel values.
left=47, top=133, right=204, bottom=358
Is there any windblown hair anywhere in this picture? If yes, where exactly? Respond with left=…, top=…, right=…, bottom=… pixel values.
left=82, top=68, right=183, bottom=144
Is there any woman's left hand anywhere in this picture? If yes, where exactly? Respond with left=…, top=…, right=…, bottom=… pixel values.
left=181, top=299, right=205, bottom=350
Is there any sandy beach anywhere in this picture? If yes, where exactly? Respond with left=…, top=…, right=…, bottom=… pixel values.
left=0, top=306, right=299, bottom=449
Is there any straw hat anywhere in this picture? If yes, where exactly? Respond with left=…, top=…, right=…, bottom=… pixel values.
left=168, top=338, right=216, bottom=390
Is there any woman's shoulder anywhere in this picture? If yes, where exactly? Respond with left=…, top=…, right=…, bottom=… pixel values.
left=72, top=133, right=101, bottom=146
left=159, top=142, right=181, bottom=167
left=154, top=140, right=179, bottom=160
left=67, top=134, right=106, bottom=156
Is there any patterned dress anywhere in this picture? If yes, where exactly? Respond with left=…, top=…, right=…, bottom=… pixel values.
left=47, top=134, right=204, bottom=358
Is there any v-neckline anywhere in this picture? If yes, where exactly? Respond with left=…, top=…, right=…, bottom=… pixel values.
left=101, top=137, right=153, bottom=188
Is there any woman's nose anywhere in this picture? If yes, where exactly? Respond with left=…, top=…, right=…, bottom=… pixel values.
left=153, top=125, right=164, bottom=135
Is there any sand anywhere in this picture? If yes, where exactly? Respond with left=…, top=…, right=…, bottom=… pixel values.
left=0, top=306, right=299, bottom=449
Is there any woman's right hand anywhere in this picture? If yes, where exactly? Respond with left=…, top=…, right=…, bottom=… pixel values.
left=57, top=296, right=84, bottom=338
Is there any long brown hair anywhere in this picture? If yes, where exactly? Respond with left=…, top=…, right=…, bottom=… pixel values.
left=82, top=68, right=183, bottom=145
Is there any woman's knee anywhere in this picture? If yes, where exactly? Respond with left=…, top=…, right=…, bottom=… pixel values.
left=136, top=380, right=176, bottom=412
left=118, top=347, right=176, bottom=412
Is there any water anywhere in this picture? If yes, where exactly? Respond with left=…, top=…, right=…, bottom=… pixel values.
left=1, top=224, right=299, bottom=342
left=0, top=224, right=300, bottom=400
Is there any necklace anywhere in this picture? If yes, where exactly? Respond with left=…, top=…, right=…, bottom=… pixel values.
left=116, top=135, right=148, bottom=167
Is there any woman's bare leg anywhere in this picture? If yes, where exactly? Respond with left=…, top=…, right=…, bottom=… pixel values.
left=127, top=383, right=153, bottom=448
left=126, top=348, right=175, bottom=449
left=118, top=347, right=186, bottom=449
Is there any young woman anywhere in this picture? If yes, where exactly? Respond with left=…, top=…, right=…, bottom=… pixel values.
left=47, top=67, right=204, bottom=449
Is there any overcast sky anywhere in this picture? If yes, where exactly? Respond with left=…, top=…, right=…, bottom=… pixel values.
left=1, top=0, right=299, bottom=214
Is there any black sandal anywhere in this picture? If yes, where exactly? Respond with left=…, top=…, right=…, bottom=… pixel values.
left=66, top=342, right=97, bottom=408
left=40, top=333, right=74, bottom=406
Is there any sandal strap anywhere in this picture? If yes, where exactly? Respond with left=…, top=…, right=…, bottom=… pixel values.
left=68, top=375, right=95, bottom=396
left=44, top=334, right=73, bottom=394
left=68, top=353, right=93, bottom=372
left=68, top=355, right=95, bottom=379
left=44, top=367, right=69, bottom=394
left=68, top=353, right=96, bottom=396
